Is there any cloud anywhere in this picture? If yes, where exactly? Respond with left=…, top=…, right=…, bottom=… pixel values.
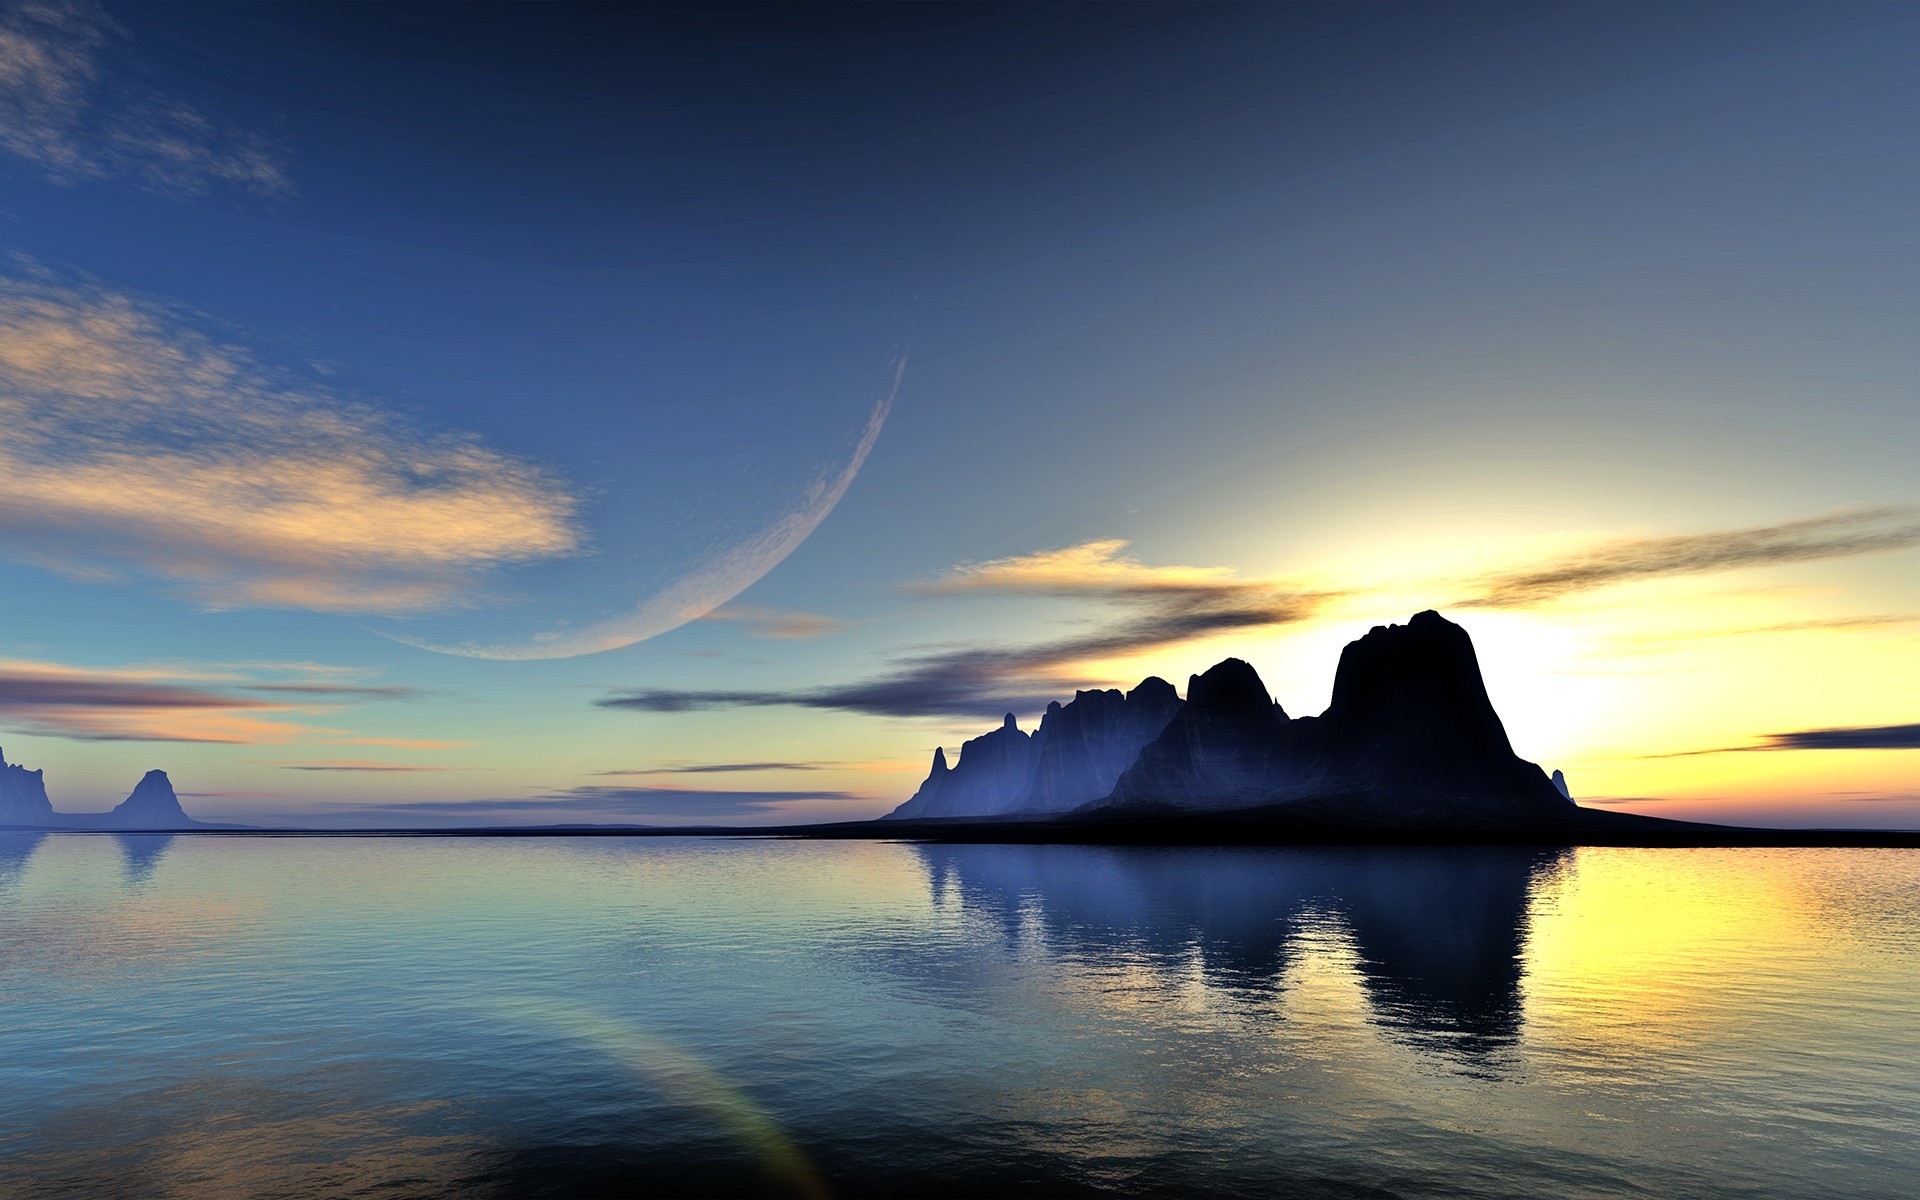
left=593, top=761, right=834, bottom=775
left=330, top=737, right=472, bottom=751
left=0, top=271, right=581, bottom=614
left=917, top=539, right=1245, bottom=598
left=699, top=604, right=846, bottom=639
left=1606, top=614, right=1920, bottom=654
left=0, top=1, right=290, bottom=197
left=347, top=785, right=864, bottom=821
left=240, top=683, right=434, bottom=701
left=1759, top=724, right=1920, bottom=751
left=1652, top=722, right=1920, bottom=758
left=263, top=760, right=491, bottom=773
left=1578, top=795, right=1679, bottom=805
left=599, top=540, right=1323, bottom=720
left=1463, top=507, right=1920, bottom=608
left=0, top=656, right=435, bottom=743
left=0, top=658, right=296, bottom=742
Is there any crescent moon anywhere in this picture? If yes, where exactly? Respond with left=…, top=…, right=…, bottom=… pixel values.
left=393, top=359, right=900, bottom=661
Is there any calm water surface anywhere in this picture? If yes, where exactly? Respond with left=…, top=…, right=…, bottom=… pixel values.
left=0, top=834, right=1914, bottom=1198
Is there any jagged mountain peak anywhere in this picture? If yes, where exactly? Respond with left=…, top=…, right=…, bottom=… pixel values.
left=1127, top=676, right=1178, bottom=705
left=1184, top=657, right=1286, bottom=720
left=887, top=611, right=1572, bottom=829
left=102, top=769, right=192, bottom=829
left=1, top=746, right=57, bottom=827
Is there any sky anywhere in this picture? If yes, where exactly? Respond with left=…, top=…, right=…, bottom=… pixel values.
left=0, top=0, right=1915, bottom=829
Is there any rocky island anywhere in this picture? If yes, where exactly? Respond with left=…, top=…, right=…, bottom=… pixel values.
left=0, top=751, right=222, bottom=830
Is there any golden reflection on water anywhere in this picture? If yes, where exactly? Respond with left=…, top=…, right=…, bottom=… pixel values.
left=1527, top=848, right=1817, bottom=1020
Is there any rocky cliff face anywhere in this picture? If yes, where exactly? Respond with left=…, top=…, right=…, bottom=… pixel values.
left=1286, top=611, right=1572, bottom=825
left=0, top=747, right=56, bottom=827
left=887, top=714, right=1036, bottom=820
left=1105, top=660, right=1297, bottom=808
left=0, top=753, right=203, bottom=829
left=97, top=770, right=194, bottom=829
left=1101, top=612, right=1573, bottom=827
left=884, top=678, right=1186, bottom=820
left=1009, top=678, right=1183, bottom=814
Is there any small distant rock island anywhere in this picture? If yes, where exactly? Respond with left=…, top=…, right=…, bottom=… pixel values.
left=0, top=752, right=230, bottom=830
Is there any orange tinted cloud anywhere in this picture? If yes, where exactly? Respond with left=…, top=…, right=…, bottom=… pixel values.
left=699, top=604, right=846, bottom=639
left=261, top=760, right=491, bottom=773
left=0, top=273, right=580, bottom=614
left=917, top=538, right=1246, bottom=596
left=0, top=657, right=431, bottom=744
left=0, top=658, right=308, bottom=742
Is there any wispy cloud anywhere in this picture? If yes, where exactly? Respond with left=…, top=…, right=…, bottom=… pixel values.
left=1462, top=507, right=1920, bottom=609
left=0, top=656, right=434, bottom=743
left=1605, top=614, right=1920, bottom=654
left=343, top=785, right=864, bottom=821
left=699, top=604, right=846, bottom=639
left=1651, top=722, right=1920, bottom=758
left=917, top=539, right=1245, bottom=598
left=1758, top=724, right=1920, bottom=751
left=238, top=683, right=435, bottom=701
left=0, top=1, right=290, bottom=197
left=264, top=760, right=491, bottom=773
left=330, top=736, right=472, bottom=751
left=599, top=540, right=1324, bottom=720
left=593, top=761, right=834, bottom=776
left=592, top=760, right=915, bottom=777
left=0, top=658, right=296, bottom=742
left=1579, top=795, right=1680, bottom=805
left=0, top=270, right=581, bottom=614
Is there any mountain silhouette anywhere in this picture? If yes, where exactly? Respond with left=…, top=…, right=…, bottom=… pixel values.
left=888, top=714, right=1036, bottom=820
left=910, top=842, right=1566, bottom=1063
left=0, top=747, right=56, bottom=826
left=1011, top=677, right=1183, bottom=813
left=0, top=751, right=225, bottom=830
left=96, top=771, right=197, bottom=829
left=887, top=678, right=1186, bottom=820
left=1103, top=658, right=1295, bottom=808
left=886, top=611, right=1576, bottom=832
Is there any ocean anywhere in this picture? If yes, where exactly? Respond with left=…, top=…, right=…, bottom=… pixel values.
left=1, top=834, right=1914, bottom=1198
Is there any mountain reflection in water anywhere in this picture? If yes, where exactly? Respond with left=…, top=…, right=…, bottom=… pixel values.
left=915, top=844, right=1568, bottom=1067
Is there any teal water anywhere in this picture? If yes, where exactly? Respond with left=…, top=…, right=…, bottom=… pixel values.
left=0, top=834, right=1915, bottom=1198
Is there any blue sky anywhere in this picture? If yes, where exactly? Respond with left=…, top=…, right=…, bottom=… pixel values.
left=1, top=1, right=1917, bottom=827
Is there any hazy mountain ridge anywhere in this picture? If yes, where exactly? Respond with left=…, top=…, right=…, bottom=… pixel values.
left=0, top=749, right=222, bottom=829
left=886, top=611, right=1576, bottom=830
left=888, top=677, right=1185, bottom=820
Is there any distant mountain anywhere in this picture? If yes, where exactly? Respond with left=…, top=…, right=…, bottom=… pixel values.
left=0, top=752, right=224, bottom=830
left=1, top=748, right=56, bottom=826
left=1011, top=678, right=1183, bottom=814
left=888, top=714, right=1036, bottom=820
left=885, top=611, right=1576, bottom=832
left=884, top=678, right=1184, bottom=820
left=93, top=770, right=197, bottom=830
left=1104, top=658, right=1294, bottom=809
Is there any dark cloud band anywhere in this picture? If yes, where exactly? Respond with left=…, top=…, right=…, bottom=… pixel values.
left=1465, top=506, right=1920, bottom=608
